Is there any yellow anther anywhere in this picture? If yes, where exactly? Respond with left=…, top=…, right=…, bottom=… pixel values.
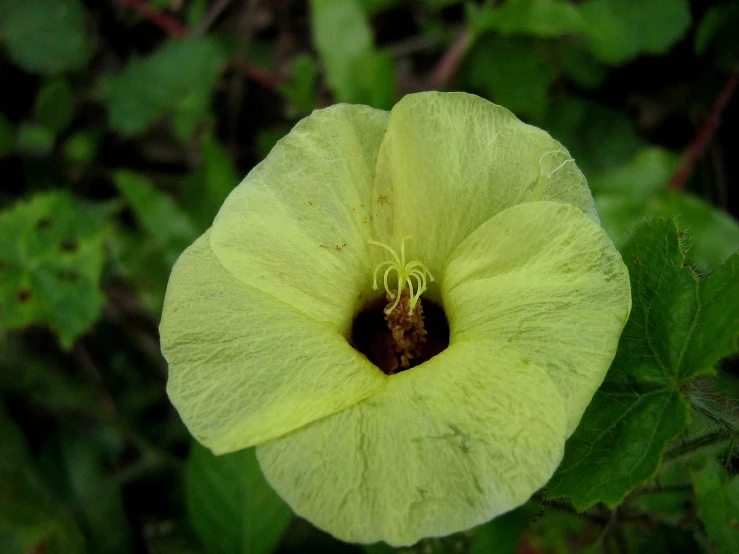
left=369, top=237, right=434, bottom=315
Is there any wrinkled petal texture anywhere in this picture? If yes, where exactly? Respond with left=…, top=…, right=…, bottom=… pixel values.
left=210, top=104, right=389, bottom=334
left=444, top=201, right=631, bottom=434
left=257, top=343, right=567, bottom=546
left=161, top=232, right=386, bottom=454
left=372, top=92, right=599, bottom=280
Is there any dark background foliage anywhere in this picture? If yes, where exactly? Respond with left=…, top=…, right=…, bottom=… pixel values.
left=1, top=1, right=738, bottom=553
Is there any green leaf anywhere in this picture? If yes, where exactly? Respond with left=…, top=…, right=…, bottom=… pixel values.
left=556, top=40, right=607, bottom=90
left=15, top=122, right=55, bottom=157
left=580, top=0, right=691, bottom=65
left=181, top=136, right=239, bottom=232
left=593, top=150, right=739, bottom=271
left=0, top=114, right=15, bottom=158
left=34, top=79, right=74, bottom=133
left=60, top=435, right=131, bottom=554
left=62, top=132, right=98, bottom=165
left=548, top=218, right=739, bottom=510
left=469, top=501, right=541, bottom=554
left=540, top=95, right=644, bottom=175
left=0, top=334, right=103, bottom=418
left=359, top=0, right=399, bottom=16
left=279, top=55, right=318, bottom=117
left=186, top=442, right=292, bottom=554
left=649, top=191, right=739, bottom=274
left=255, top=125, right=291, bottom=159
left=471, top=0, right=586, bottom=38
left=112, top=170, right=197, bottom=264
left=693, top=460, right=739, bottom=554
left=631, top=489, right=692, bottom=525
left=694, top=5, right=739, bottom=70
left=0, top=191, right=112, bottom=348
left=363, top=49, right=396, bottom=111
left=0, top=0, right=90, bottom=75
left=102, top=38, right=227, bottom=140
left=678, top=253, right=739, bottom=380
left=362, top=542, right=395, bottom=554
left=590, top=146, right=680, bottom=199
left=309, top=0, right=396, bottom=108
left=109, top=227, right=172, bottom=317
left=0, top=405, right=86, bottom=554
left=462, top=36, right=555, bottom=119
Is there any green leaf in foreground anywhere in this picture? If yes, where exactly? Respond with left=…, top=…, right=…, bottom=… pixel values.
left=102, top=38, right=226, bottom=140
left=0, top=191, right=112, bottom=348
left=548, top=218, right=739, bottom=510
left=186, top=442, right=292, bottom=554
left=0, top=0, right=90, bottom=75
left=692, top=460, right=739, bottom=554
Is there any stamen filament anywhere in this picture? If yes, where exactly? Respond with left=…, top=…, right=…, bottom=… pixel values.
left=372, top=260, right=395, bottom=289
left=368, top=240, right=401, bottom=265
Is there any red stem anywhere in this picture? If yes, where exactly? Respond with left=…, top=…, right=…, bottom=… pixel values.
left=667, top=71, right=738, bottom=190
left=241, top=63, right=282, bottom=89
left=117, top=0, right=189, bottom=37
left=427, top=29, right=473, bottom=90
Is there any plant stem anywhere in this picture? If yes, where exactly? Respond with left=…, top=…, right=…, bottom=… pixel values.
left=427, top=28, right=473, bottom=90
left=117, top=0, right=189, bottom=37
left=667, top=70, right=738, bottom=190
left=194, top=0, right=234, bottom=37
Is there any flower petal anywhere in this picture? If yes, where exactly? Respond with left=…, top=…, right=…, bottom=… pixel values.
left=443, top=201, right=631, bottom=435
left=160, top=232, right=387, bottom=454
left=257, top=343, right=567, bottom=546
left=210, top=104, right=390, bottom=333
left=371, top=92, right=598, bottom=277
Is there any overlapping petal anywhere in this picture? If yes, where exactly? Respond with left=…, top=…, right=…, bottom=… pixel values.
left=210, top=104, right=389, bottom=333
left=371, top=92, right=598, bottom=278
left=443, top=201, right=631, bottom=434
left=257, top=343, right=567, bottom=546
left=161, top=232, right=387, bottom=454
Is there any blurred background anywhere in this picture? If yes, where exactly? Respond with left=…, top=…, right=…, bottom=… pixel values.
left=1, top=1, right=738, bottom=553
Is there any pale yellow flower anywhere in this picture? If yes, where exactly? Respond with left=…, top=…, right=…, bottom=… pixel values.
left=160, top=92, right=631, bottom=546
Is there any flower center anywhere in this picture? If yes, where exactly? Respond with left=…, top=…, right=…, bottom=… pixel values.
left=351, top=239, right=448, bottom=376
